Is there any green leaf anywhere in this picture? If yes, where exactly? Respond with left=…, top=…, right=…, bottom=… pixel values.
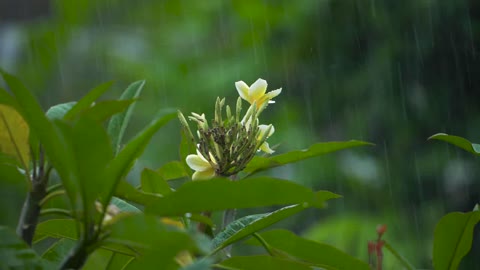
left=0, top=71, right=78, bottom=215
left=157, top=161, right=189, bottom=181
left=428, top=133, right=480, bottom=155
left=69, top=116, right=114, bottom=225
left=110, top=197, right=141, bottom=213
left=46, top=102, right=76, bottom=120
left=115, top=180, right=160, bottom=206
left=179, top=128, right=196, bottom=177
left=248, top=229, right=370, bottom=270
left=141, top=168, right=172, bottom=195
left=433, top=208, right=480, bottom=270
left=81, top=99, right=136, bottom=122
left=106, top=215, right=196, bottom=269
left=42, top=238, right=76, bottom=264
left=103, top=111, right=176, bottom=207
left=108, top=80, right=145, bottom=154
left=0, top=226, right=53, bottom=269
left=0, top=104, right=30, bottom=171
left=0, top=87, right=19, bottom=109
left=244, top=141, right=373, bottom=176
left=83, top=248, right=114, bottom=270
left=212, top=204, right=305, bottom=253
left=105, top=253, right=134, bottom=270
left=146, top=177, right=340, bottom=216
left=34, top=219, right=138, bottom=257
left=218, top=255, right=313, bottom=270
left=64, top=81, right=113, bottom=120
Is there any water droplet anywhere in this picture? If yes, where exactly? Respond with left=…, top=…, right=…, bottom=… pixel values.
left=302, top=202, right=309, bottom=208
left=185, top=213, right=192, bottom=218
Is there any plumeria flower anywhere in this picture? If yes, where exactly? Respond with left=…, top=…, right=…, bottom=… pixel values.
left=186, top=150, right=217, bottom=180
left=257, top=124, right=275, bottom=154
left=235, top=78, right=282, bottom=108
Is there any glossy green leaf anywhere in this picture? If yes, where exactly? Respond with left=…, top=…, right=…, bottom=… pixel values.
left=433, top=208, right=480, bottom=270
left=104, top=111, right=176, bottom=207
left=141, top=168, right=172, bottom=195
left=115, top=180, right=160, bottom=206
left=244, top=140, right=373, bottom=176
left=428, top=133, right=480, bottom=155
left=157, top=161, right=189, bottom=181
left=64, top=81, right=113, bottom=120
left=212, top=204, right=305, bottom=253
left=108, top=80, right=145, bottom=154
left=0, top=104, right=30, bottom=170
left=218, top=255, right=313, bottom=270
left=81, top=99, right=136, bottom=122
left=146, top=177, right=340, bottom=216
left=0, top=226, right=53, bottom=269
left=0, top=87, right=19, bottom=109
left=46, top=102, right=76, bottom=120
left=249, top=229, right=370, bottom=270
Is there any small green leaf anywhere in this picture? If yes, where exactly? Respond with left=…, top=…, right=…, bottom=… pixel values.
left=248, top=229, right=370, bottom=270
left=0, top=104, right=30, bottom=170
left=212, top=204, right=305, bottom=253
left=141, top=168, right=172, bottom=195
left=428, top=133, right=480, bottom=155
left=46, top=102, right=76, bottom=120
left=64, top=81, right=113, bottom=120
left=103, top=111, right=176, bottom=207
left=244, top=141, right=373, bottom=176
left=0, top=226, right=53, bottom=269
left=146, top=177, right=340, bottom=216
left=218, top=255, right=313, bottom=270
left=157, top=161, right=189, bottom=181
left=433, top=208, right=480, bottom=270
left=108, top=80, right=145, bottom=154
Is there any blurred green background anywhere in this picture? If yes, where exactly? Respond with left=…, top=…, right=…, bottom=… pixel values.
left=1, top=0, right=479, bottom=268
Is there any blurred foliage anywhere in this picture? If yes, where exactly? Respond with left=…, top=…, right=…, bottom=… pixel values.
left=1, top=0, right=480, bottom=268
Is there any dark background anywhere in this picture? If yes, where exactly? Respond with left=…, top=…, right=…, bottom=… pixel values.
left=1, top=1, right=479, bottom=268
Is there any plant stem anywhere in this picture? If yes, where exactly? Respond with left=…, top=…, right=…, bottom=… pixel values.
left=16, top=188, right=45, bottom=246
left=383, top=241, right=415, bottom=270
left=16, top=147, right=47, bottom=246
left=60, top=241, right=89, bottom=270
left=221, top=174, right=238, bottom=257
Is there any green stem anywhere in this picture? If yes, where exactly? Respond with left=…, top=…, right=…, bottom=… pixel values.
left=221, top=174, right=238, bottom=257
left=40, top=208, right=72, bottom=217
left=39, top=189, right=66, bottom=206
left=383, top=241, right=415, bottom=270
left=252, top=233, right=275, bottom=256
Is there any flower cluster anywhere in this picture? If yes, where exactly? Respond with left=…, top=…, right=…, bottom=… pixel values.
left=179, top=78, right=281, bottom=180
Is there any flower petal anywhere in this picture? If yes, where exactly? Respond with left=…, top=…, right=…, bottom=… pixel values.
left=186, top=154, right=211, bottom=171
left=260, top=142, right=274, bottom=154
left=192, top=168, right=216, bottom=180
left=258, top=124, right=274, bottom=139
left=265, top=88, right=282, bottom=100
left=249, top=79, right=268, bottom=100
left=235, top=81, right=250, bottom=101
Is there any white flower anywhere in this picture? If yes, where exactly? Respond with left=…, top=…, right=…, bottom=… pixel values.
left=235, top=78, right=281, bottom=108
left=186, top=150, right=217, bottom=180
left=257, top=124, right=275, bottom=154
